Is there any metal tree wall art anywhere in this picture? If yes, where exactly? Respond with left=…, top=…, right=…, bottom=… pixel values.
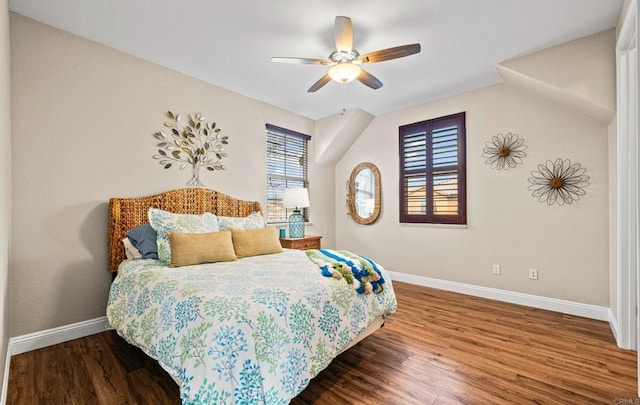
left=527, top=158, right=590, bottom=206
left=482, top=132, right=527, bottom=170
left=152, top=111, right=229, bottom=187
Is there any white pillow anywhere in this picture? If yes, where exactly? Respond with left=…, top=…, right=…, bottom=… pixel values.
left=122, top=237, right=142, bottom=260
left=148, top=208, right=220, bottom=265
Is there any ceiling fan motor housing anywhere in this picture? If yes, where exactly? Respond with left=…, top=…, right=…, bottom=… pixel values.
left=330, top=50, right=360, bottom=64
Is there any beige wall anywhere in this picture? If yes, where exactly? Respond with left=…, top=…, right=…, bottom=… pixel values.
left=9, top=14, right=335, bottom=336
left=0, top=0, right=10, bottom=390
left=335, top=84, right=610, bottom=306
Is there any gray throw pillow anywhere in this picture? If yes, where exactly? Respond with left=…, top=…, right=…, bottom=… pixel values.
left=126, top=223, right=159, bottom=259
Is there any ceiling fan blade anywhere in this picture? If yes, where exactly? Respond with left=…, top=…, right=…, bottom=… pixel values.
left=334, top=16, right=353, bottom=52
left=271, top=57, right=333, bottom=65
left=357, top=43, right=421, bottom=64
left=308, top=74, right=332, bottom=92
left=357, top=69, right=383, bottom=90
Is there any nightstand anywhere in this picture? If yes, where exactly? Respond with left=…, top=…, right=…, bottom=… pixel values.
left=279, top=235, right=322, bottom=250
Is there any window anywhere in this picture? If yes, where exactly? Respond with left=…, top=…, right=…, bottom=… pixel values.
left=266, top=124, right=310, bottom=223
left=399, top=112, right=466, bottom=225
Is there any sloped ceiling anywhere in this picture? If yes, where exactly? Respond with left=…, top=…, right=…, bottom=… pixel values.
left=315, top=109, right=375, bottom=164
left=8, top=0, right=623, bottom=120
left=497, top=30, right=616, bottom=125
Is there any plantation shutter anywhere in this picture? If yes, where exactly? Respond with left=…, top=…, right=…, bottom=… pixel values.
left=400, top=124, right=429, bottom=222
left=399, top=112, right=466, bottom=224
left=266, top=124, right=310, bottom=223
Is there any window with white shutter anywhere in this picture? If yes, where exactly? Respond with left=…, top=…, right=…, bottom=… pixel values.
left=399, top=112, right=466, bottom=224
left=266, top=124, right=310, bottom=223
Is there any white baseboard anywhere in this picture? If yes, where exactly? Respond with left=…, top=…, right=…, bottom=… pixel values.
left=0, top=316, right=109, bottom=403
left=9, top=316, right=109, bottom=356
left=388, top=271, right=610, bottom=321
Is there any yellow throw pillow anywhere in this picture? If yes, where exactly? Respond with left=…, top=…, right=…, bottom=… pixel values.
left=230, top=226, right=284, bottom=258
left=167, top=230, right=237, bottom=267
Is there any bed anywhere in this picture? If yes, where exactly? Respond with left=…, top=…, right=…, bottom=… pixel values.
left=106, top=188, right=397, bottom=404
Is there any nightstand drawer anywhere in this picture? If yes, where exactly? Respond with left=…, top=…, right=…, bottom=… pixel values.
left=280, top=235, right=322, bottom=250
left=293, top=238, right=321, bottom=250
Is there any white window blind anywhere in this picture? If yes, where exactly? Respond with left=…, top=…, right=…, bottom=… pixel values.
left=266, top=124, right=310, bottom=223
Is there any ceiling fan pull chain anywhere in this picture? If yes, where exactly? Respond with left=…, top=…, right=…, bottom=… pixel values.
left=341, top=82, right=347, bottom=115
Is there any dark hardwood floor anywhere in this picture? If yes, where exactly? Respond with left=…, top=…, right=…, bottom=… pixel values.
left=7, top=281, right=637, bottom=404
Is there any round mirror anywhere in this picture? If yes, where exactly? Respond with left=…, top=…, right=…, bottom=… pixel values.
left=347, top=162, right=381, bottom=225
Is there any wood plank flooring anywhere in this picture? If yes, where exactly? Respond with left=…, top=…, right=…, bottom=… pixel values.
left=7, top=281, right=637, bottom=404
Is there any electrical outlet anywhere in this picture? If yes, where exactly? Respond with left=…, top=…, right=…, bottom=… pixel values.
left=529, top=268, right=538, bottom=280
left=492, top=264, right=501, bottom=275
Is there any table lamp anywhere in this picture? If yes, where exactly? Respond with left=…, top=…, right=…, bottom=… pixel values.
left=283, top=188, right=309, bottom=238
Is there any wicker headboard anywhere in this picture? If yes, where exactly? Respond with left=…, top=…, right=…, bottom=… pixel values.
left=108, top=188, right=262, bottom=272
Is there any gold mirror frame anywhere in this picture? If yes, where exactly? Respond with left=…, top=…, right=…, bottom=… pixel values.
left=347, top=162, right=381, bottom=225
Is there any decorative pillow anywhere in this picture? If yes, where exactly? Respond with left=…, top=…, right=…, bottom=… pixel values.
left=122, top=238, right=142, bottom=260
left=217, top=212, right=266, bottom=231
left=230, top=226, right=283, bottom=258
left=168, top=230, right=237, bottom=267
left=148, top=208, right=220, bottom=264
left=126, top=223, right=159, bottom=259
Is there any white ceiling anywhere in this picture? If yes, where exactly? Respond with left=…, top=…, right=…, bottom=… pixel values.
left=9, top=0, right=623, bottom=120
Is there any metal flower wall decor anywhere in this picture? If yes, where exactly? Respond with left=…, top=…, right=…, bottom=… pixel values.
left=482, top=132, right=527, bottom=170
left=152, top=111, right=229, bottom=187
left=527, top=158, right=590, bottom=206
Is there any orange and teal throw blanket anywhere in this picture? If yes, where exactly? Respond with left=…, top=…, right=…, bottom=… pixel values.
left=305, top=249, right=386, bottom=294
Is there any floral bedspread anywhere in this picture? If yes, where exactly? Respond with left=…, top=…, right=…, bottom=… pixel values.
left=106, top=249, right=397, bottom=404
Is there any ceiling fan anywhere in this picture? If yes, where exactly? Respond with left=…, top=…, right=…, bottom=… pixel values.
left=271, top=16, right=421, bottom=93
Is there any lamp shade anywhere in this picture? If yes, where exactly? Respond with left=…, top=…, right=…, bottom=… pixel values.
left=283, top=188, right=310, bottom=209
left=328, top=63, right=362, bottom=83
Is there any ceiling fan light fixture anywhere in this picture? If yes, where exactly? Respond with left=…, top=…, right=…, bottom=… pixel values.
left=328, top=63, right=361, bottom=83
